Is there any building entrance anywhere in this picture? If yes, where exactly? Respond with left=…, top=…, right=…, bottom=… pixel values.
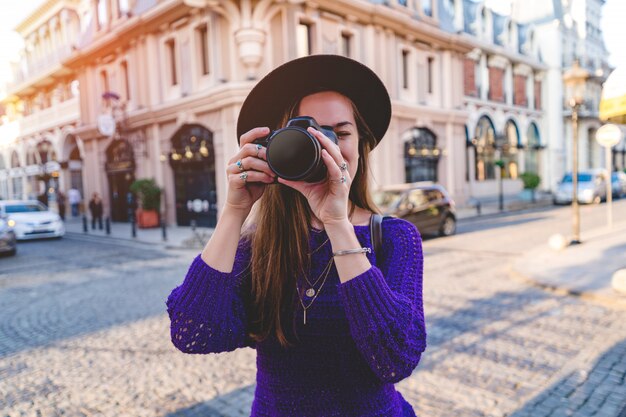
left=169, top=124, right=216, bottom=227
left=105, top=139, right=136, bottom=222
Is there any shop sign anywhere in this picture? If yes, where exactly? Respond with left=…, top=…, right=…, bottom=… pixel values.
left=68, top=160, right=82, bottom=170
left=9, top=168, right=24, bottom=178
left=45, top=161, right=61, bottom=173
left=24, top=165, right=43, bottom=176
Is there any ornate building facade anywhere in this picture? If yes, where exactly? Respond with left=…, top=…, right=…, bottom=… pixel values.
left=513, top=0, right=612, bottom=189
left=6, top=0, right=607, bottom=225
left=2, top=0, right=478, bottom=225
left=0, top=0, right=85, bottom=209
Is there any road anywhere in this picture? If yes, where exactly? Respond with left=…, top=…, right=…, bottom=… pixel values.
left=1, top=200, right=625, bottom=417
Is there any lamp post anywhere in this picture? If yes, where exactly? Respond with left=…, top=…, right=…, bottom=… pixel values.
left=563, top=61, right=589, bottom=245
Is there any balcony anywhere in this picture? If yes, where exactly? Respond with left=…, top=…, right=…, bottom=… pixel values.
left=17, top=97, right=79, bottom=137
left=7, top=45, right=74, bottom=96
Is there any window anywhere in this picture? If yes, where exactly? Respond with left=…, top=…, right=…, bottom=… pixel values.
left=427, top=57, right=434, bottom=94
left=297, top=22, right=312, bottom=57
left=502, top=120, right=519, bottom=179
left=474, top=116, right=496, bottom=181
left=118, top=0, right=129, bottom=16
left=196, top=24, right=210, bottom=76
left=525, top=122, right=541, bottom=174
left=100, top=70, right=109, bottom=95
left=97, top=0, right=108, bottom=28
left=341, top=32, right=352, bottom=58
left=166, top=39, right=178, bottom=86
left=120, top=61, right=130, bottom=100
left=404, top=127, right=440, bottom=183
left=422, top=0, right=433, bottom=17
left=401, top=50, right=409, bottom=90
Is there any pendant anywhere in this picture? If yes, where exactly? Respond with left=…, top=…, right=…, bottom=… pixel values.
left=303, top=309, right=307, bottom=325
left=305, top=288, right=316, bottom=297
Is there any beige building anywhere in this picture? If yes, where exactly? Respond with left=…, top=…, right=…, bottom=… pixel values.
left=2, top=0, right=489, bottom=227
left=0, top=0, right=84, bottom=209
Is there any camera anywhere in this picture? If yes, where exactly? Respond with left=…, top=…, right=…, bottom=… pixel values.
left=253, top=116, right=338, bottom=183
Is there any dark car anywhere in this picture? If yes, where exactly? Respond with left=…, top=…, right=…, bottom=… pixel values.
left=0, top=215, right=17, bottom=256
left=373, top=182, right=457, bottom=237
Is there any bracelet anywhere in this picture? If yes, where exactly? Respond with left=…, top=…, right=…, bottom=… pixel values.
left=332, top=247, right=372, bottom=257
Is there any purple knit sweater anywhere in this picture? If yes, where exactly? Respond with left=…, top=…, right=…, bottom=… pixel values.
left=166, top=217, right=426, bottom=417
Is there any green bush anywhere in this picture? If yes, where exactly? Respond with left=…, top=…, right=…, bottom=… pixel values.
left=130, top=178, right=161, bottom=211
left=520, top=172, right=541, bottom=190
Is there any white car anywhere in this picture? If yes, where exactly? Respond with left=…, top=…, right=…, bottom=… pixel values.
left=553, top=170, right=608, bottom=205
left=0, top=200, right=65, bottom=240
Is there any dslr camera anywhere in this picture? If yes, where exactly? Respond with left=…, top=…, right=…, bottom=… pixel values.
left=254, top=116, right=338, bottom=183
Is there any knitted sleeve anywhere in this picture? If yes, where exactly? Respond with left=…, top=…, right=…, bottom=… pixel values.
left=165, top=238, right=255, bottom=354
left=337, top=218, right=426, bottom=384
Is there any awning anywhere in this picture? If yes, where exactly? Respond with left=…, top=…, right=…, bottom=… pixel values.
left=600, top=66, right=626, bottom=124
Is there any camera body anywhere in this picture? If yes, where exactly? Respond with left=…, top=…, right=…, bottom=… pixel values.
left=253, top=116, right=338, bottom=183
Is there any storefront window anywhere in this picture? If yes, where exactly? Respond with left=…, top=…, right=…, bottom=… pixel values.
left=502, top=120, right=519, bottom=179
left=525, top=122, right=541, bottom=174
left=474, top=116, right=496, bottom=181
left=404, top=127, right=440, bottom=183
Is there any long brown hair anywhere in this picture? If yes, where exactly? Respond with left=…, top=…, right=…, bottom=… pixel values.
left=243, top=94, right=380, bottom=348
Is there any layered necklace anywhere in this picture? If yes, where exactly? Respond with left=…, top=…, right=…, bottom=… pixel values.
left=296, top=234, right=332, bottom=325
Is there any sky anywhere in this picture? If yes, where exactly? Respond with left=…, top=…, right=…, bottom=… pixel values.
left=0, top=0, right=625, bottom=88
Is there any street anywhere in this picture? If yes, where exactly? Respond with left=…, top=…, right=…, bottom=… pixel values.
left=1, top=201, right=626, bottom=417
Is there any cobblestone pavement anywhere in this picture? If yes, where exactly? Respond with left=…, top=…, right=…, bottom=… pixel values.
left=1, top=207, right=626, bottom=417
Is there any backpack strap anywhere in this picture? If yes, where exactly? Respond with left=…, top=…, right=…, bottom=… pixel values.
left=369, top=213, right=389, bottom=256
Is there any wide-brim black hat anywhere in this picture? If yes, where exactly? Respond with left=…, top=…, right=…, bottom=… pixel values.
left=237, top=55, right=391, bottom=147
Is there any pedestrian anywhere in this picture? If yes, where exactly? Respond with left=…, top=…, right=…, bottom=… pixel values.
left=166, top=55, right=426, bottom=417
left=57, top=190, right=66, bottom=221
left=88, top=192, right=103, bottom=230
left=68, top=187, right=82, bottom=217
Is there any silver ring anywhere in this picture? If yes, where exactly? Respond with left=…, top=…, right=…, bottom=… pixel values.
left=236, top=159, right=245, bottom=171
left=340, top=161, right=348, bottom=171
left=255, top=144, right=263, bottom=157
left=239, top=171, right=248, bottom=184
left=331, top=175, right=347, bottom=184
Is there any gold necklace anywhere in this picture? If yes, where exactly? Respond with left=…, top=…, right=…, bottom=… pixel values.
left=301, top=254, right=333, bottom=297
left=296, top=256, right=334, bottom=325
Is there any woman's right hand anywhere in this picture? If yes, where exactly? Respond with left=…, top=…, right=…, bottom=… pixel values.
left=225, top=127, right=276, bottom=214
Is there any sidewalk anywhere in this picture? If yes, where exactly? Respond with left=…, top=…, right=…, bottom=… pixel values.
left=455, top=191, right=554, bottom=220
left=511, top=220, right=626, bottom=310
left=63, top=217, right=213, bottom=250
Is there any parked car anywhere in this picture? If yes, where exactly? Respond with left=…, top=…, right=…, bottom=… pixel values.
left=553, top=169, right=608, bottom=205
left=611, top=171, right=626, bottom=198
left=0, top=216, right=17, bottom=256
left=372, top=182, right=457, bottom=237
left=0, top=200, right=65, bottom=240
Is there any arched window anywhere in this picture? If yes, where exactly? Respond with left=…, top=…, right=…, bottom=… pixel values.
left=474, top=116, right=496, bottom=180
left=11, top=151, right=23, bottom=199
left=525, top=122, right=541, bottom=174
left=0, top=154, right=7, bottom=200
left=502, top=120, right=520, bottom=179
left=404, top=127, right=440, bottom=183
left=37, top=140, right=53, bottom=164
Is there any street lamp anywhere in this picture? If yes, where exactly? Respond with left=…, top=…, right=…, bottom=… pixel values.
left=563, top=60, right=589, bottom=245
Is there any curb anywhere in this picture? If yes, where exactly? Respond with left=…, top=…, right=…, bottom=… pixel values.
left=64, top=231, right=207, bottom=251
left=457, top=201, right=555, bottom=222
left=508, top=266, right=626, bottom=311
left=65, top=231, right=179, bottom=249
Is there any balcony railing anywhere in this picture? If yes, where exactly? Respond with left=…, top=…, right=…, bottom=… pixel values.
left=17, top=97, right=79, bottom=136
left=7, top=45, right=74, bottom=91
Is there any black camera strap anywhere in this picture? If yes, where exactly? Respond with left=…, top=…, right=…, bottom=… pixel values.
left=369, top=213, right=391, bottom=256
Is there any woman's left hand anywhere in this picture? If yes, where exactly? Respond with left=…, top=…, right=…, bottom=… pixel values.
left=277, top=127, right=350, bottom=226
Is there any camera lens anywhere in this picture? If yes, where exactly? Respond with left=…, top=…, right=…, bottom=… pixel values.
left=266, top=128, right=322, bottom=181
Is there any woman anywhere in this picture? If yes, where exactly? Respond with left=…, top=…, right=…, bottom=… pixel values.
left=166, top=55, right=426, bottom=416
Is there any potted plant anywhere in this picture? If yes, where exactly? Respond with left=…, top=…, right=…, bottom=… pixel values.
left=130, top=178, right=161, bottom=228
left=519, top=172, right=541, bottom=203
